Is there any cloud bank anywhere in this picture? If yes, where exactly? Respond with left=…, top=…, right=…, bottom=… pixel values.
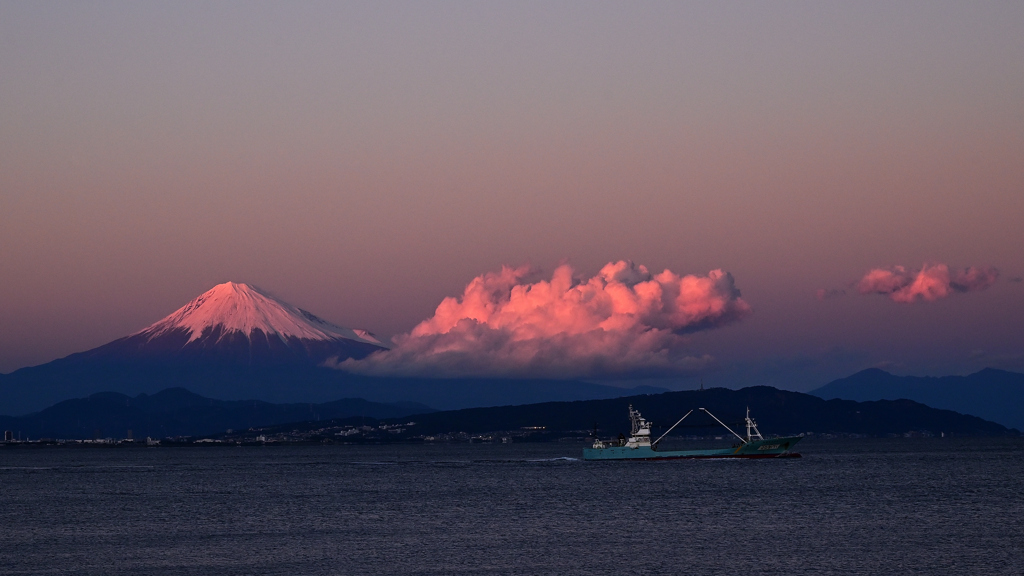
left=856, top=263, right=999, bottom=303
left=337, top=261, right=751, bottom=379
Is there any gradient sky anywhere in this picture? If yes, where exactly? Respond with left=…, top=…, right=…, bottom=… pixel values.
left=2, top=2, right=1022, bottom=389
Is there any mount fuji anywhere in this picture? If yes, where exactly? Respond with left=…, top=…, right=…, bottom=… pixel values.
left=0, top=282, right=667, bottom=416
left=0, top=282, right=389, bottom=414
left=81, top=281, right=387, bottom=367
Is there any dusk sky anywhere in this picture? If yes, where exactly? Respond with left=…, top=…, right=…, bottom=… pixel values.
left=2, top=2, right=1022, bottom=389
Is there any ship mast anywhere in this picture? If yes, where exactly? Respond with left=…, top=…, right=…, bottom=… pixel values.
left=744, top=407, right=764, bottom=442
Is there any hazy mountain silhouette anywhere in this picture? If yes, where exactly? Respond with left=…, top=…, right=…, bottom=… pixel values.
left=812, top=368, right=1024, bottom=430
left=260, top=385, right=1016, bottom=439
left=0, top=388, right=433, bottom=440
left=4, top=385, right=1013, bottom=441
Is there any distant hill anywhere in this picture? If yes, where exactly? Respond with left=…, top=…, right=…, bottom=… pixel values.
left=811, top=368, right=1024, bottom=431
left=0, top=362, right=665, bottom=417
left=255, top=386, right=1015, bottom=439
left=0, top=388, right=433, bottom=440
left=6, top=385, right=1010, bottom=442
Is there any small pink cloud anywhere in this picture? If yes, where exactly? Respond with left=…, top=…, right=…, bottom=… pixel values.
left=856, top=263, right=999, bottom=303
left=950, top=266, right=1000, bottom=292
left=815, top=288, right=846, bottom=301
left=336, top=261, right=751, bottom=379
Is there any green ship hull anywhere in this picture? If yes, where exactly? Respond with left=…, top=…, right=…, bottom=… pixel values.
left=583, top=436, right=802, bottom=461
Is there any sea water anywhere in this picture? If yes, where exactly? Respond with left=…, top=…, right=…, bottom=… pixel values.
left=1, top=437, right=1021, bottom=575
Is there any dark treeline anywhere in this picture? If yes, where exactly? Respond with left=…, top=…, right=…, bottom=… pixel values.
left=270, top=386, right=1015, bottom=439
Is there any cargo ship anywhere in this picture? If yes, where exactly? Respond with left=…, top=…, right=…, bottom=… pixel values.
left=583, top=405, right=801, bottom=461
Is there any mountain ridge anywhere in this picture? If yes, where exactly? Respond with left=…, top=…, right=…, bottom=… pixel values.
left=0, top=387, right=433, bottom=440
left=811, top=368, right=1024, bottom=431
left=0, top=361, right=669, bottom=416
left=248, top=385, right=1016, bottom=441
left=2, top=385, right=1013, bottom=441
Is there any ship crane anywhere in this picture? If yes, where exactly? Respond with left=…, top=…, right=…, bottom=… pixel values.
left=652, top=410, right=693, bottom=449
left=699, top=407, right=747, bottom=444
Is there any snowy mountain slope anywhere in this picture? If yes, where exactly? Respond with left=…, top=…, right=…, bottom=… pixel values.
left=69, top=282, right=388, bottom=367
left=135, top=281, right=383, bottom=346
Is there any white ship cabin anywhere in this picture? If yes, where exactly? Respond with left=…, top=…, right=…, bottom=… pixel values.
left=625, top=405, right=652, bottom=448
left=590, top=405, right=653, bottom=449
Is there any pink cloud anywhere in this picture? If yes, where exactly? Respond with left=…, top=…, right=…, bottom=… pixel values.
left=950, top=266, right=1000, bottom=292
left=815, top=288, right=846, bottom=301
left=335, top=261, right=751, bottom=379
left=856, top=263, right=999, bottom=303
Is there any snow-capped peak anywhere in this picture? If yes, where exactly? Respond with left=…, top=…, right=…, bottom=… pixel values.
left=135, top=282, right=385, bottom=347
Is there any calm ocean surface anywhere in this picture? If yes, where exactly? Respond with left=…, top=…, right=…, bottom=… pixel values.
left=1, top=438, right=1022, bottom=576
